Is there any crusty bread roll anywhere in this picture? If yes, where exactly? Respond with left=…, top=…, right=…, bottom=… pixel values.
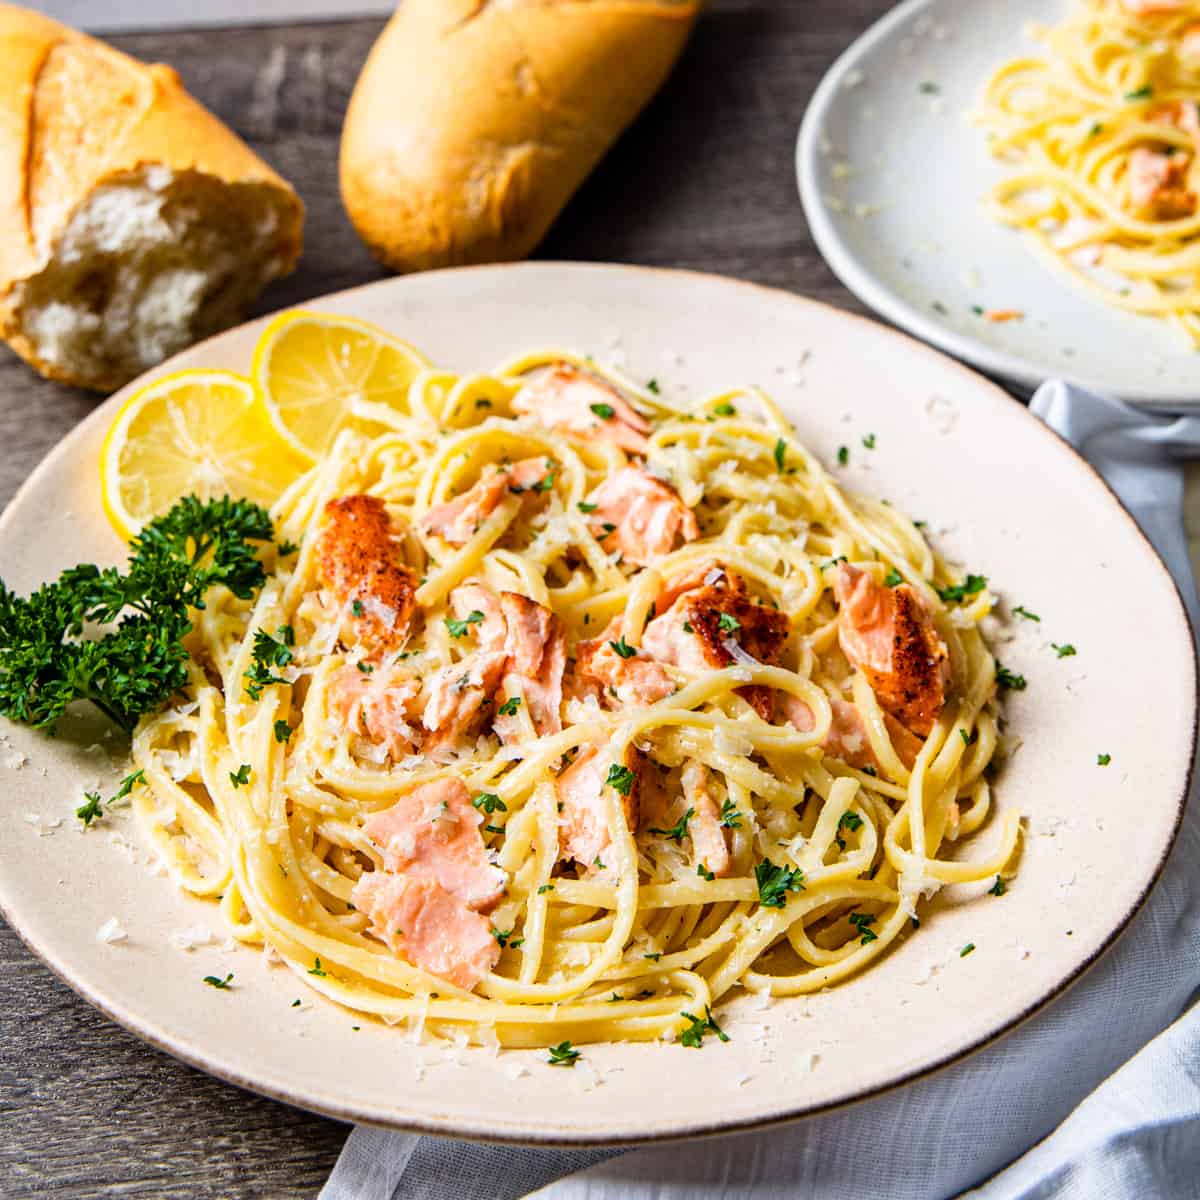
left=0, top=4, right=304, bottom=392
left=340, top=0, right=700, bottom=274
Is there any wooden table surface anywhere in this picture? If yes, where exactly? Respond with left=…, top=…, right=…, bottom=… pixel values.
left=1, top=3, right=894, bottom=1195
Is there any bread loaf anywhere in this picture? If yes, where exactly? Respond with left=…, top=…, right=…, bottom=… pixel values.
left=0, top=4, right=304, bottom=391
left=340, top=0, right=700, bottom=274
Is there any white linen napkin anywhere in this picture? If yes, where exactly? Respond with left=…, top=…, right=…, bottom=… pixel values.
left=322, top=381, right=1200, bottom=1200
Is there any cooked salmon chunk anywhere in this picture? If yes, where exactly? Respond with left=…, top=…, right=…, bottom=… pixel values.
left=641, top=761, right=731, bottom=877
left=420, top=458, right=555, bottom=546
left=316, top=495, right=418, bottom=655
left=497, top=592, right=566, bottom=737
left=331, top=663, right=422, bottom=761
left=556, top=743, right=640, bottom=877
left=512, top=365, right=651, bottom=453
left=583, top=467, right=699, bottom=566
left=641, top=566, right=788, bottom=718
left=833, top=564, right=950, bottom=737
left=572, top=618, right=676, bottom=708
left=780, top=694, right=924, bottom=771
left=351, top=778, right=507, bottom=989
left=1128, top=146, right=1196, bottom=219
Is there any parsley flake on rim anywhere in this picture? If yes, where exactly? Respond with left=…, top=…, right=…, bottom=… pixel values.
left=77, top=769, right=146, bottom=828
left=547, top=1041, right=581, bottom=1067
left=862, top=433, right=877, bottom=449
left=989, top=876, right=1007, bottom=896
left=836, top=445, right=849, bottom=466
left=1012, top=605, right=1040, bottom=622
left=203, top=973, right=233, bottom=990
left=960, top=943, right=976, bottom=958
left=680, top=1006, right=729, bottom=1048
left=1097, top=753, right=1112, bottom=766
left=755, top=859, right=805, bottom=908
left=996, top=663, right=1027, bottom=692
left=446, top=610, right=485, bottom=638
left=1052, top=643, right=1077, bottom=658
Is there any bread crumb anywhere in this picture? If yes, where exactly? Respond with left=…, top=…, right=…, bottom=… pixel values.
left=97, top=917, right=127, bottom=944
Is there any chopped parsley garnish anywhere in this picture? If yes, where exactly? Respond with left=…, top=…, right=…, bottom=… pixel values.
left=76, top=792, right=104, bottom=828
left=680, top=1006, right=729, bottom=1048
left=351, top=599, right=364, bottom=617
left=989, top=875, right=1007, bottom=896
left=862, top=433, right=876, bottom=449
left=308, top=958, right=328, bottom=977
left=533, top=468, right=556, bottom=493
left=547, top=1041, right=581, bottom=1067
left=719, top=798, right=742, bottom=829
left=883, top=567, right=903, bottom=587
left=491, top=927, right=521, bottom=949
left=835, top=809, right=863, bottom=851
left=498, top=694, right=522, bottom=716
left=475, top=397, right=492, bottom=409
left=274, top=719, right=292, bottom=743
left=1125, top=84, right=1153, bottom=101
left=960, top=729, right=971, bottom=746
left=837, top=446, right=849, bottom=466
left=996, top=663, right=1027, bottom=691
left=697, top=863, right=715, bottom=881
left=605, top=763, right=636, bottom=795
left=577, top=501, right=598, bottom=514
left=590, top=402, right=616, bottom=419
left=601, top=522, right=617, bottom=534
left=971, top=305, right=984, bottom=316
left=848, top=912, right=878, bottom=945
left=203, top=973, right=234, bottom=989
left=446, top=610, right=485, bottom=637
left=960, top=943, right=976, bottom=958
left=1052, top=643, right=1076, bottom=658
left=277, top=539, right=299, bottom=557
left=755, top=859, right=805, bottom=908
left=825, top=556, right=847, bottom=569
left=1088, top=122, right=1104, bottom=137
left=937, top=574, right=987, bottom=604
left=682, top=621, right=694, bottom=633
left=773, top=438, right=787, bottom=472
left=292, top=999, right=302, bottom=1007
left=609, top=635, right=637, bottom=659
left=1013, top=605, right=1040, bottom=622
left=537, top=883, right=555, bottom=895
left=714, top=402, right=737, bottom=416
left=245, top=625, right=295, bottom=699
left=647, top=379, right=661, bottom=394
left=919, top=80, right=941, bottom=94
left=484, top=824, right=504, bottom=834
left=1097, top=753, right=1111, bottom=766
left=643, top=951, right=662, bottom=962
left=473, top=792, right=507, bottom=813
left=649, top=806, right=694, bottom=843
left=717, top=612, right=741, bottom=634
left=229, top=764, right=251, bottom=789
left=356, top=661, right=374, bottom=675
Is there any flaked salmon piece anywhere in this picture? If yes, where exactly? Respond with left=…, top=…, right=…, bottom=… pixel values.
left=316, top=496, right=419, bottom=655
left=422, top=586, right=508, bottom=749
left=512, top=365, right=651, bottom=453
left=556, top=742, right=641, bottom=877
left=641, top=566, right=788, bottom=719
left=780, top=694, right=923, bottom=771
left=352, top=777, right=506, bottom=990
left=583, top=467, right=699, bottom=566
left=572, top=618, right=676, bottom=708
left=419, top=458, right=555, bottom=546
left=352, top=873, right=499, bottom=990
left=640, top=762, right=731, bottom=877
left=361, top=778, right=506, bottom=910
left=833, top=564, right=950, bottom=737
left=1128, top=147, right=1196, bottom=219
left=497, top=592, right=566, bottom=738
left=331, top=663, right=421, bottom=760
left=1148, top=100, right=1200, bottom=143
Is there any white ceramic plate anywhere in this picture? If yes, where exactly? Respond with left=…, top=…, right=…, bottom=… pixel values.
left=797, top=0, right=1200, bottom=408
left=0, top=264, right=1193, bottom=1143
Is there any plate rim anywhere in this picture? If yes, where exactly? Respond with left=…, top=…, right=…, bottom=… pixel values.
left=0, top=260, right=1195, bottom=1145
left=795, top=0, right=1200, bottom=409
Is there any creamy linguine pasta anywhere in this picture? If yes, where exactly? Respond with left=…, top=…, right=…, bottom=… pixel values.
left=131, top=347, right=1019, bottom=1047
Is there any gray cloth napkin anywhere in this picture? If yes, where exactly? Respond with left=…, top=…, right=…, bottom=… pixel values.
left=322, top=381, right=1200, bottom=1200
left=31, top=1, right=393, bottom=33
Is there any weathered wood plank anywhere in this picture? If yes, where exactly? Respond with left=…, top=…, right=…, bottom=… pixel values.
left=0, top=3, right=891, bottom=1194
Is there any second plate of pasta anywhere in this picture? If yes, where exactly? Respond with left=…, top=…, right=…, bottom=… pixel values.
left=799, top=0, right=1200, bottom=406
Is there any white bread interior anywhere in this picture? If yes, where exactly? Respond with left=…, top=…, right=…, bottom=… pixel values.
left=11, top=165, right=295, bottom=391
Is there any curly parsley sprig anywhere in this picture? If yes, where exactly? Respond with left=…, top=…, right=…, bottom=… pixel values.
left=0, top=496, right=276, bottom=733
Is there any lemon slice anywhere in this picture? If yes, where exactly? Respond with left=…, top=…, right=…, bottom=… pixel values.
left=101, top=369, right=305, bottom=539
left=252, top=310, right=429, bottom=462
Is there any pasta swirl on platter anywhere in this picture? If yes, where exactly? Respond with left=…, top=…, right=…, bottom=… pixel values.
left=132, top=348, right=1019, bottom=1047
left=978, top=0, right=1200, bottom=343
